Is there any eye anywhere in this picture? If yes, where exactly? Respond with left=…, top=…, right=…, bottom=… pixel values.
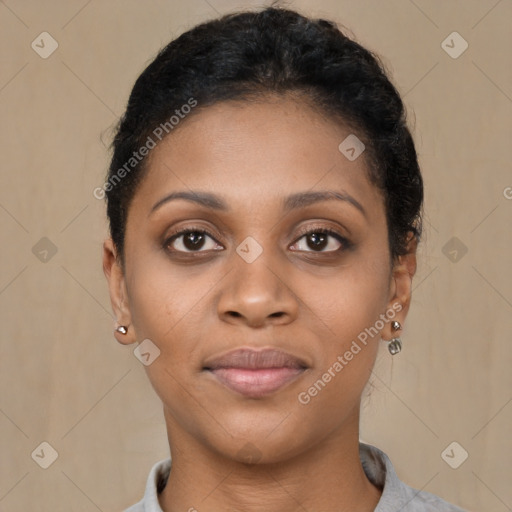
left=290, top=227, right=349, bottom=253
left=165, top=227, right=223, bottom=253
left=164, top=225, right=350, bottom=255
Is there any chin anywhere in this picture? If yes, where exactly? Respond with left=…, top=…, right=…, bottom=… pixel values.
left=202, top=420, right=311, bottom=466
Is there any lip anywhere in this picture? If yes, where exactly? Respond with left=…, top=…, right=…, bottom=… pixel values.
left=203, top=348, right=308, bottom=398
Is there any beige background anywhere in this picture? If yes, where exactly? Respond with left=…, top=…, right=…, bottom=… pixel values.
left=1, top=0, right=511, bottom=510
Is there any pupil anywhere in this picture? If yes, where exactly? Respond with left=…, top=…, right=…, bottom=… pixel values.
left=181, top=232, right=329, bottom=251
left=184, top=231, right=204, bottom=250
left=308, top=232, right=327, bottom=250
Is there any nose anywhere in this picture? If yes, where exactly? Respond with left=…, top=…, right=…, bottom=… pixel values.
left=216, top=252, right=299, bottom=328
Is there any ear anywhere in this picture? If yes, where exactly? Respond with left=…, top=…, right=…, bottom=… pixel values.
left=382, top=232, right=418, bottom=340
left=102, top=238, right=136, bottom=345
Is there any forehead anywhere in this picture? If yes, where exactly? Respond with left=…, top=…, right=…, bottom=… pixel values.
left=129, top=96, right=383, bottom=218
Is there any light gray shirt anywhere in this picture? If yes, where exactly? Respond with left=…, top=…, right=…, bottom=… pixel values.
left=124, top=442, right=468, bottom=511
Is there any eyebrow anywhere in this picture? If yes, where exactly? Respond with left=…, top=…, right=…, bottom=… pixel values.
left=149, top=190, right=366, bottom=218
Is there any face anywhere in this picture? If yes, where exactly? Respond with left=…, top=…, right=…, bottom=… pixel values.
left=103, top=95, right=416, bottom=464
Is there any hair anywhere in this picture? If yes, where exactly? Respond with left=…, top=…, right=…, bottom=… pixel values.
left=105, top=5, right=423, bottom=269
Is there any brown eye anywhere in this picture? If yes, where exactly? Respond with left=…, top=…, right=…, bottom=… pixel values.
left=290, top=228, right=347, bottom=253
left=166, top=229, right=222, bottom=253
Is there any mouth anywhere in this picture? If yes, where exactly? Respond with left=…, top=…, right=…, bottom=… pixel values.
left=203, top=348, right=308, bottom=398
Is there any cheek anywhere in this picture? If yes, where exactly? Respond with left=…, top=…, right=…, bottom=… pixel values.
left=302, top=256, right=391, bottom=341
left=124, top=263, right=206, bottom=420
left=126, top=254, right=214, bottom=342
left=296, top=253, right=391, bottom=386
left=291, top=275, right=388, bottom=436
left=125, top=256, right=225, bottom=400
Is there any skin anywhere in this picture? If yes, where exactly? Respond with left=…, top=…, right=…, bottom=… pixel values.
left=103, top=95, right=417, bottom=512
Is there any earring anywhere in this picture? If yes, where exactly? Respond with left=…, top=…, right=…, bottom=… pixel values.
left=116, top=325, right=128, bottom=335
left=391, top=321, right=401, bottom=332
left=387, top=338, right=402, bottom=355
left=387, top=320, right=402, bottom=355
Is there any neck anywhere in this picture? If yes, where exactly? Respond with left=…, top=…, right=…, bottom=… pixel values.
left=158, top=410, right=382, bottom=512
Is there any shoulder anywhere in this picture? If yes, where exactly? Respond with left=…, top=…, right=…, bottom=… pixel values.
left=360, top=442, right=468, bottom=512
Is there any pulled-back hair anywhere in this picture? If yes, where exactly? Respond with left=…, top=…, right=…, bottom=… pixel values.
left=105, top=6, right=423, bottom=268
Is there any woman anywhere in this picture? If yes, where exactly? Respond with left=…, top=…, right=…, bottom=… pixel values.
left=102, top=6, right=467, bottom=511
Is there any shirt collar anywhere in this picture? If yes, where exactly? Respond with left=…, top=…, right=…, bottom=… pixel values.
left=130, top=442, right=457, bottom=512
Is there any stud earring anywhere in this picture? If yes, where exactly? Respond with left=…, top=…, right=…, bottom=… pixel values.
left=387, top=320, right=402, bottom=355
left=116, top=325, right=128, bottom=335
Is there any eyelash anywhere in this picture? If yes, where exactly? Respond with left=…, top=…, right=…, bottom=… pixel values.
left=164, top=224, right=351, bottom=255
